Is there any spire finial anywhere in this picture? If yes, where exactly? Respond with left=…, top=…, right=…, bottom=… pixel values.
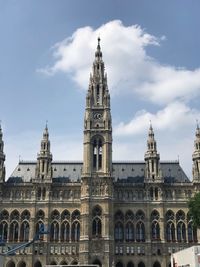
left=98, top=36, right=101, bottom=46
left=196, top=119, right=199, bottom=130
left=45, top=120, right=48, bottom=130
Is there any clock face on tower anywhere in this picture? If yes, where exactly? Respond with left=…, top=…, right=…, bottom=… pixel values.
left=93, top=113, right=102, bottom=120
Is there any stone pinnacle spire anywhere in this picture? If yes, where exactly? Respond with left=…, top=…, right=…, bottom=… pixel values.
left=144, top=123, right=161, bottom=182
left=192, top=120, right=200, bottom=182
left=0, top=122, right=6, bottom=182
left=35, top=124, right=52, bottom=182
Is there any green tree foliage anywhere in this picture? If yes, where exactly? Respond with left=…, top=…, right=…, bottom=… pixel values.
left=188, top=192, right=200, bottom=228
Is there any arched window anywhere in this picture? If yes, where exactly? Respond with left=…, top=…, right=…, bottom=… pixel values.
left=71, top=221, right=80, bottom=242
left=93, top=137, right=103, bottom=170
left=6, top=260, right=15, bottom=267
left=0, top=210, right=9, bottom=220
left=21, top=210, right=30, bottom=221
left=18, top=261, right=26, bottom=267
left=34, top=261, right=42, bottom=267
left=0, top=221, right=8, bottom=240
left=116, top=262, right=123, bottom=267
left=115, top=222, right=124, bottom=241
left=136, top=222, right=145, bottom=242
left=92, top=217, right=102, bottom=237
left=138, top=262, right=145, bottom=267
left=9, top=221, right=19, bottom=242
left=166, top=210, right=175, bottom=221
left=153, top=262, right=161, bottom=267
left=92, top=206, right=102, bottom=238
left=20, top=221, right=29, bottom=242
left=188, top=222, right=197, bottom=242
left=35, top=221, right=44, bottom=241
left=127, top=262, right=134, bottom=267
left=151, top=221, right=160, bottom=240
left=177, top=222, right=186, bottom=242
left=166, top=222, right=175, bottom=242
left=51, top=210, right=60, bottom=220
left=136, top=210, right=145, bottom=221
left=36, top=210, right=45, bottom=220
left=10, top=210, right=20, bottom=221
left=125, top=222, right=134, bottom=241
left=61, top=221, right=70, bottom=242
left=115, top=210, right=124, bottom=221
left=176, top=210, right=185, bottom=221
left=61, top=210, right=70, bottom=221
left=50, top=221, right=59, bottom=242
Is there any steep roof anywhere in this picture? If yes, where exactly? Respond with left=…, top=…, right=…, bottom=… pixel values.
left=7, top=160, right=190, bottom=184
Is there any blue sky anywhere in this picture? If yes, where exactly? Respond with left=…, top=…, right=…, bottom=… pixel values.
left=0, top=0, right=200, bottom=178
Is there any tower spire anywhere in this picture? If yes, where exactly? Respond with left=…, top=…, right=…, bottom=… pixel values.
left=83, top=37, right=112, bottom=174
left=144, top=123, right=161, bottom=182
left=35, top=124, right=52, bottom=182
left=192, top=121, right=200, bottom=182
left=0, top=122, right=6, bottom=182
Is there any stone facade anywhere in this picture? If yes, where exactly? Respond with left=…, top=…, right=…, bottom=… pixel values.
left=0, top=38, right=200, bottom=267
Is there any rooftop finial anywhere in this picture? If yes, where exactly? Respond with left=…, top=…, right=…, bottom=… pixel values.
left=98, top=36, right=101, bottom=46
left=196, top=119, right=199, bottom=130
left=45, top=120, right=48, bottom=130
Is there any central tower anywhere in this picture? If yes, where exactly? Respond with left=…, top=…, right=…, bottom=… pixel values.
left=82, top=37, right=112, bottom=175
left=80, top=38, right=114, bottom=267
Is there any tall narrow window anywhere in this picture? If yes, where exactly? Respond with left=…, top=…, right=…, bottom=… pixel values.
left=99, top=142, right=102, bottom=169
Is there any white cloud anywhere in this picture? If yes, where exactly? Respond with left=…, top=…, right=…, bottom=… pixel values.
left=114, top=101, right=200, bottom=136
left=40, top=20, right=200, bottom=105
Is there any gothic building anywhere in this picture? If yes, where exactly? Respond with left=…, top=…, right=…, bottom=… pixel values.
left=0, top=38, right=200, bottom=267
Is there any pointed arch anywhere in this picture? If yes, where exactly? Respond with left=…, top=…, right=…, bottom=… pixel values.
left=72, top=209, right=80, bottom=221
left=35, top=221, right=44, bottom=241
left=17, top=261, right=26, bottom=267
left=0, top=221, right=8, bottom=240
left=61, top=209, right=70, bottom=221
left=51, top=209, right=60, bottom=220
left=21, top=210, right=30, bottom=221
left=6, top=260, right=15, bottom=267
left=115, top=222, right=124, bottom=241
left=61, top=221, right=70, bottom=242
left=177, top=221, right=186, bottom=242
left=9, top=221, right=19, bottom=242
left=10, top=210, right=20, bottom=221
left=138, top=262, right=145, bottom=267
left=36, top=210, right=45, bottom=220
left=34, top=261, right=42, bottom=267
left=125, top=221, right=134, bottom=241
left=127, top=262, right=134, bottom=267
left=166, top=221, right=175, bottom=242
left=136, top=221, right=145, bottom=242
left=50, top=221, right=59, bottom=242
left=151, top=221, right=160, bottom=240
left=92, top=135, right=104, bottom=170
left=0, top=209, right=9, bottom=220
left=20, top=221, right=30, bottom=242
left=116, top=262, right=123, bottom=267
left=153, top=261, right=161, bottom=267
left=71, top=221, right=80, bottom=242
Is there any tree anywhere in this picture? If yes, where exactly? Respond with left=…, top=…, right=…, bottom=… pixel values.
left=188, top=192, right=200, bottom=228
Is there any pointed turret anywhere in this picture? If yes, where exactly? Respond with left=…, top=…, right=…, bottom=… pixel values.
left=192, top=121, right=200, bottom=182
left=144, top=123, right=161, bottom=182
left=83, top=38, right=112, bottom=174
left=35, top=124, right=52, bottom=182
left=0, top=123, right=6, bottom=182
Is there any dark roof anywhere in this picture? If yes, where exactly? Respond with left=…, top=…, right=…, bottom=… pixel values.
left=6, top=160, right=191, bottom=184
